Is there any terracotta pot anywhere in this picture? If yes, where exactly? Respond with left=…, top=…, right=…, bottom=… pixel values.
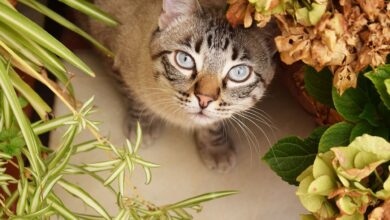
left=278, top=61, right=343, bottom=126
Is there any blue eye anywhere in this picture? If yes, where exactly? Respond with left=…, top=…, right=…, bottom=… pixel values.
left=175, top=51, right=195, bottom=69
left=228, top=65, right=251, bottom=82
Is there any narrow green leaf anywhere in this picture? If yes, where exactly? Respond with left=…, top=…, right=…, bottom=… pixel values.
left=365, top=66, right=390, bottom=110
left=58, top=180, right=111, bottom=220
left=58, top=0, right=119, bottom=26
left=0, top=60, right=43, bottom=176
left=9, top=69, right=51, bottom=119
left=48, top=198, right=78, bottom=220
left=75, top=139, right=100, bottom=153
left=166, top=191, right=238, bottom=210
left=0, top=2, right=94, bottom=76
left=32, top=114, right=73, bottom=135
left=86, top=159, right=120, bottom=168
left=144, top=166, right=152, bottom=185
left=18, top=0, right=114, bottom=57
left=132, top=157, right=160, bottom=168
left=48, top=125, right=77, bottom=170
left=104, top=161, right=126, bottom=185
left=16, top=180, right=28, bottom=215
left=386, top=79, right=390, bottom=95
left=318, top=122, right=354, bottom=153
left=134, top=122, right=142, bottom=153
left=42, top=175, right=63, bottom=199
left=118, top=171, right=124, bottom=196
left=11, top=205, right=52, bottom=220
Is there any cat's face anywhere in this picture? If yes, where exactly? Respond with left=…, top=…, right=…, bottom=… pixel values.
left=149, top=0, right=276, bottom=127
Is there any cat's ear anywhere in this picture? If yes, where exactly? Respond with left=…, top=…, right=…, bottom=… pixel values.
left=159, top=0, right=199, bottom=30
left=262, top=19, right=280, bottom=56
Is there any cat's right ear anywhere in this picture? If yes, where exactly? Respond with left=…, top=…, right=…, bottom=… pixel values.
left=159, top=0, right=199, bottom=30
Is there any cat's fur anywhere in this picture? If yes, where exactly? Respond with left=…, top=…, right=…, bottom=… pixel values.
left=87, top=0, right=277, bottom=172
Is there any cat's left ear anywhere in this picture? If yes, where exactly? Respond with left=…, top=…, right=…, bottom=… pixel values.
left=262, top=19, right=280, bottom=56
left=159, top=0, right=199, bottom=30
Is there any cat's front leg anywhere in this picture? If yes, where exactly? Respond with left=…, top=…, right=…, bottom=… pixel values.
left=124, top=96, right=163, bottom=147
left=194, top=123, right=237, bottom=173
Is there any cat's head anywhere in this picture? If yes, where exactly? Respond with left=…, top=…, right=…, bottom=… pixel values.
left=149, top=0, right=277, bottom=127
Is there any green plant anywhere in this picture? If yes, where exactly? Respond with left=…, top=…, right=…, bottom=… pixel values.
left=0, top=1, right=236, bottom=219
left=264, top=65, right=390, bottom=219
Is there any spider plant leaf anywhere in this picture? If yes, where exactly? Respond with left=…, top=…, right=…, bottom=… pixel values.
left=48, top=198, right=78, bottom=220
left=74, top=139, right=100, bottom=153
left=58, top=180, right=111, bottom=220
left=16, top=180, right=29, bottom=215
left=0, top=2, right=95, bottom=76
left=58, top=0, right=119, bottom=27
left=104, top=161, right=126, bottom=185
left=18, top=0, right=114, bottom=57
left=0, top=25, right=42, bottom=65
left=0, top=59, right=43, bottom=176
left=9, top=69, right=51, bottom=119
left=166, top=191, right=238, bottom=209
left=134, top=122, right=142, bottom=153
left=11, top=205, right=52, bottom=220
left=132, top=157, right=160, bottom=168
left=42, top=175, right=63, bottom=199
left=31, top=114, right=73, bottom=135
left=118, top=171, right=124, bottom=196
left=48, top=125, right=77, bottom=170
left=143, top=166, right=152, bottom=185
left=87, top=159, right=121, bottom=168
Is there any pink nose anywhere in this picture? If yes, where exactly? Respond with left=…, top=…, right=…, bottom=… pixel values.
left=196, top=94, right=214, bottom=109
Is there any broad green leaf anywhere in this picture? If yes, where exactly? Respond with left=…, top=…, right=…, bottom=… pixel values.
left=58, top=180, right=111, bottom=219
left=263, top=137, right=317, bottom=185
left=18, top=0, right=114, bottom=57
left=332, top=87, right=368, bottom=123
left=59, top=0, right=119, bottom=26
left=358, top=103, right=380, bottom=126
left=350, top=121, right=373, bottom=142
left=304, top=67, right=334, bottom=107
left=0, top=2, right=94, bottom=76
left=319, top=122, right=354, bottom=153
left=365, top=66, right=390, bottom=110
left=386, top=79, right=390, bottom=95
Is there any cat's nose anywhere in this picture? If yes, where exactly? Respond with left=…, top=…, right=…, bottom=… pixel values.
left=196, top=94, right=215, bottom=109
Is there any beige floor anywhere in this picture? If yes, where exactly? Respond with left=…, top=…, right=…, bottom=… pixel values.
left=50, top=50, right=316, bottom=220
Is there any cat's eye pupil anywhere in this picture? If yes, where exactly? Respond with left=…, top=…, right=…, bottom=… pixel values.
left=228, top=65, right=250, bottom=82
left=175, top=51, right=194, bottom=69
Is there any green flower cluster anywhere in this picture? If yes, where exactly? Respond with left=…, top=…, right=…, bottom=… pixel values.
left=248, top=0, right=328, bottom=25
left=297, top=135, right=390, bottom=220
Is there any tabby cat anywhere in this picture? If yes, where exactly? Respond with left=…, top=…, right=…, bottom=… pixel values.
left=87, top=0, right=278, bottom=173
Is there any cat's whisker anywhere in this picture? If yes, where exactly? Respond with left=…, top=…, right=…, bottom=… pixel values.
left=230, top=115, right=257, bottom=163
left=233, top=114, right=261, bottom=156
left=237, top=112, right=273, bottom=150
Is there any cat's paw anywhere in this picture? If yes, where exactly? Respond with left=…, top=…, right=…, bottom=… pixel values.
left=197, top=143, right=237, bottom=173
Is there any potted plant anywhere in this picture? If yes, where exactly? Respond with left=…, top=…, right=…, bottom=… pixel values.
left=0, top=0, right=236, bottom=219
left=226, top=0, right=390, bottom=219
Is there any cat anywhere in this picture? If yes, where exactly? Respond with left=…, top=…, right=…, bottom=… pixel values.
left=86, top=0, right=278, bottom=173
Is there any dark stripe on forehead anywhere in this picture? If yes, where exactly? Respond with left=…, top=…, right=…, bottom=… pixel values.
left=232, top=47, right=239, bottom=60
left=223, top=38, right=230, bottom=51
left=181, top=36, right=192, bottom=48
left=207, top=35, right=212, bottom=48
left=195, top=37, right=203, bottom=53
left=151, top=50, right=171, bottom=60
left=240, top=48, right=251, bottom=60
